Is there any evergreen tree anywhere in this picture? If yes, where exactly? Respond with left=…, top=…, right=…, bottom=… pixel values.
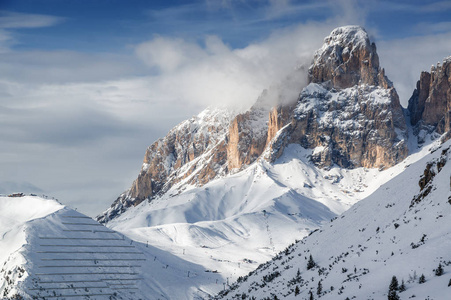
left=307, top=255, right=316, bottom=270
left=388, top=276, right=400, bottom=300
left=317, top=280, right=322, bottom=295
left=399, top=279, right=406, bottom=292
left=389, top=276, right=399, bottom=291
left=448, top=278, right=451, bottom=287
left=435, top=263, right=444, bottom=276
left=309, top=290, right=314, bottom=300
left=294, top=285, right=300, bottom=296
left=419, top=274, right=426, bottom=284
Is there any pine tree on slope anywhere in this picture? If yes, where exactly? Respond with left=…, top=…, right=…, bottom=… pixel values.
left=388, top=276, right=400, bottom=300
left=435, top=263, right=444, bottom=276
left=307, top=255, right=316, bottom=270
left=419, top=274, right=426, bottom=284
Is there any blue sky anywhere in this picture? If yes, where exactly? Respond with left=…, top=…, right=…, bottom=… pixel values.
left=0, top=0, right=450, bottom=216
left=3, top=0, right=450, bottom=51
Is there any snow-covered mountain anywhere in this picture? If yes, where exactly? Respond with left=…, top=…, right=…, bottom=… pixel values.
left=92, top=26, right=450, bottom=299
left=2, top=25, right=450, bottom=300
left=99, top=25, right=409, bottom=222
left=215, top=138, right=451, bottom=300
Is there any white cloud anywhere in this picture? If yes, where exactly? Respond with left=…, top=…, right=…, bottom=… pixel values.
left=0, top=11, right=64, bottom=52
left=134, top=22, right=333, bottom=110
left=0, top=11, right=64, bottom=29
left=136, top=37, right=207, bottom=72
left=0, top=50, right=149, bottom=84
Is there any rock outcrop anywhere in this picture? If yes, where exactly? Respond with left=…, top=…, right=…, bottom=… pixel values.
left=408, top=57, right=451, bottom=141
left=226, top=91, right=294, bottom=171
left=226, top=104, right=269, bottom=171
left=268, top=25, right=408, bottom=169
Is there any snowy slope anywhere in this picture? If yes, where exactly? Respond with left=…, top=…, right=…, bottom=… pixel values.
left=104, top=134, right=433, bottom=299
left=215, top=138, right=451, bottom=300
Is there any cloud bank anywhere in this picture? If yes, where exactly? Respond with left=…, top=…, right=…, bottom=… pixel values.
left=134, top=23, right=334, bottom=111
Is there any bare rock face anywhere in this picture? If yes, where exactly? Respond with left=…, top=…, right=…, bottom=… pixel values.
left=408, top=57, right=451, bottom=140
left=226, top=92, right=294, bottom=171
left=289, top=84, right=407, bottom=168
left=408, top=72, right=431, bottom=125
left=268, top=26, right=408, bottom=169
left=266, top=105, right=293, bottom=145
left=226, top=105, right=269, bottom=170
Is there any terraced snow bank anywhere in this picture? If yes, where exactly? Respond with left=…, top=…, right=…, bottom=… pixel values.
left=0, top=196, right=148, bottom=299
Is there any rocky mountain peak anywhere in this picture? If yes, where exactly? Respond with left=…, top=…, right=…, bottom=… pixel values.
left=408, top=56, right=451, bottom=143
left=269, top=26, right=408, bottom=169
left=309, top=25, right=391, bottom=89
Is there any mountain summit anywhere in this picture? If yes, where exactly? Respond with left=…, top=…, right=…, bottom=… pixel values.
left=268, top=25, right=408, bottom=169
left=309, top=25, right=391, bottom=89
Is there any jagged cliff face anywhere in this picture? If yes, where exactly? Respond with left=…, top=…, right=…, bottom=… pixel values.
left=282, top=83, right=407, bottom=168
left=226, top=91, right=294, bottom=171
left=226, top=104, right=269, bottom=170
left=408, top=57, right=451, bottom=141
left=99, top=25, right=412, bottom=222
left=268, top=26, right=408, bottom=169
